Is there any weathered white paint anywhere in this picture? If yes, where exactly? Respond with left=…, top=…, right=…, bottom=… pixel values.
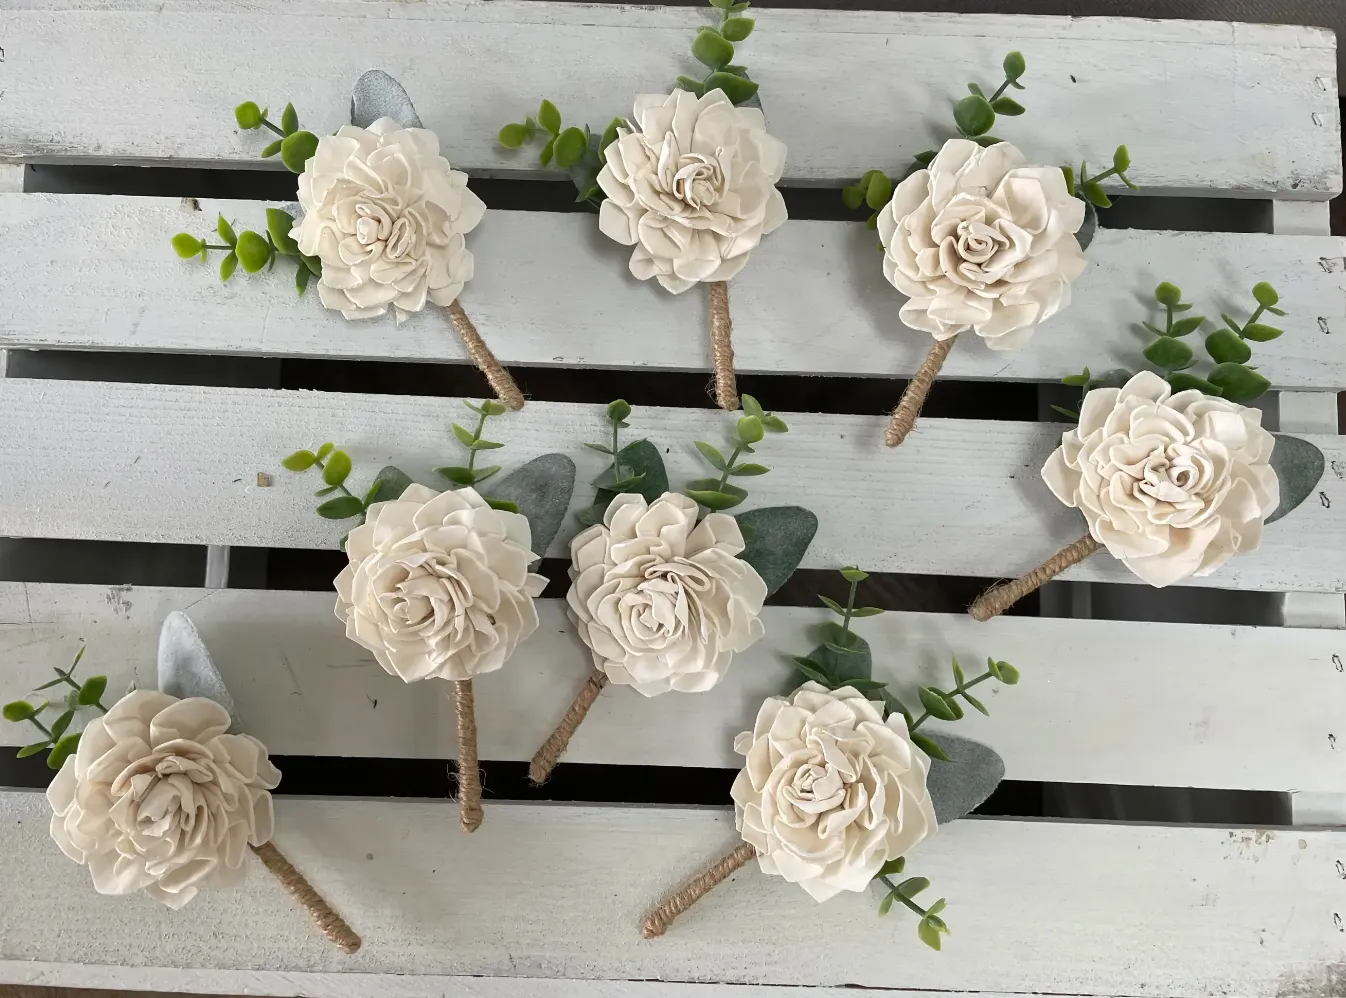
left=3, top=582, right=1343, bottom=792
left=4, top=195, right=1346, bottom=388
left=0, top=3, right=1339, bottom=196
left=0, top=165, right=23, bottom=193
left=0, top=792, right=1339, bottom=998
left=0, top=379, right=1340, bottom=593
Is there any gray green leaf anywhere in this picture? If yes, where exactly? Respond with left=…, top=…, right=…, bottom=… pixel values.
left=736, top=505, right=817, bottom=597
left=1266, top=434, right=1326, bottom=525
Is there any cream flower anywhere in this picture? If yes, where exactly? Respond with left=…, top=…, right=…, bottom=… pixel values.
left=567, top=491, right=767, bottom=696
left=1042, top=371, right=1279, bottom=587
left=294, top=117, right=485, bottom=323
left=596, top=89, right=788, bottom=293
left=335, top=483, right=547, bottom=681
left=46, top=690, right=279, bottom=909
left=731, top=682, right=936, bottom=902
left=878, top=138, right=1087, bottom=350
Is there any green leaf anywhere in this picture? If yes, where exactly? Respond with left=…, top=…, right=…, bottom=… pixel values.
left=235, top=230, right=271, bottom=273
left=695, top=441, right=728, bottom=471
left=1252, top=281, right=1279, bottom=307
left=738, top=394, right=764, bottom=419
left=2, top=701, right=34, bottom=723
left=451, top=423, right=478, bottom=448
left=171, top=233, right=204, bottom=259
left=864, top=171, right=893, bottom=210
left=49, top=709, right=74, bottom=741
left=485, top=498, right=520, bottom=513
left=897, top=876, right=930, bottom=897
left=1003, top=50, right=1026, bottom=81
left=472, top=466, right=502, bottom=485
left=845, top=679, right=888, bottom=691
left=818, top=594, right=847, bottom=616
left=584, top=442, right=614, bottom=456
left=1061, top=164, right=1075, bottom=195
left=216, top=215, right=238, bottom=247
left=280, top=102, right=299, bottom=136
left=47, top=732, right=80, bottom=771
left=737, top=414, right=764, bottom=444
left=260, top=139, right=283, bottom=158
left=538, top=137, right=554, bottom=167
left=685, top=489, right=744, bottom=511
left=1113, top=144, right=1131, bottom=172
left=761, top=414, right=789, bottom=433
left=878, top=890, right=898, bottom=916
left=234, top=101, right=263, bottom=129
left=703, top=71, right=758, bottom=105
left=1168, top=316, right=1205, bottom=337
left=605, top=399, right=632, bottom=423
left=1167, top=372, right=1223, bottom=396
left=1154, top=282, right=1183, bottom=307
left=918, top=918, right=943, bottom=951
left=990, top=96, right=1025, bottom=116
left=314, top=485, right=339, bottom=497
left=736, top=506, right=817, bottom=598
left=1266, top=434, right=1326, bottom=525
left=927, top=898, right=947, bottom=916
left=729, top=462, right=770, bottom=476
left=1266, top=305, right=1287, bottom=317
left=1204, top=328, right=1252, bottom=365
left=538, top=100, right=562, bottom=136
left=807, top=627, right=872, bottom=687
left=469, top=438, right=506, bottom=451
left=280, top=130, right=319, bottom=173
left=967, top=82, right=985, bottom=97
left=485, top=453, right=576, bottom=561
left=911, top=731, right=952, bottom=761
left=435, top=466, right=477, bottom=486
left=303, top=254, right=322, bottom=277
left=709, top=0, right=732, bottom=7
left=266, top=208, right=300, bottom=256
left=593, top=467, right=647, bottom=491
left=877, top=857, right=906, bottom=878
left=1061, top=367, right=1090, bottom=387
left=599, top=117, right=623, bottom=153
left=281, top=449, right=317, bottom=472
left=1207, top=362, right=1271, bottom=402
left=77, top=676, right=106, bottom=706
left=951, top=657, right=966, bottom=687
left=1081, top=180, right=1112, bottom=208
left=988, top=660, right=1020, bottom=685
left=316, top=495, right=366, bottom=520
left=363, top=466, right=414, bottom=507
left=322, top=450, right=352, bottom=486
left=692, top=27, right=735, bottom=69
left=554, top=126, right=588, bottom=169
left=840, top=567, right=868, bottom=583
left=295, top=261, right=312, bottom=295
left=918, top=687, right=958, bottom=721
left=791, top=656, right=831, bottom=685
left=1242, top=322, right=1284, bottom=342
left=675, top=75, right=706, bottom=98
left=16, top=742, right=49, bottom=758
left=913, top=150, right=937, bottom=167
left=1142, top=336, right=1193, bottom=371
left=32, top=677, right=68, bottom=691
left=219, top=251, right=239, bottom=282
left=962, top=691, right=989, bottom=715
left=720, top=16, right=754, bottom=40
left=841, top=185, right=864, bottom=210
left=925, top=913, right=948, bottom=933
left=1221, top=313, right=1244, bottom=336
left=848, top=606, right=885, bottom=617
left=1050, top=405, right=1079, bottom=420
left=952, top=95, right=995, bottom=137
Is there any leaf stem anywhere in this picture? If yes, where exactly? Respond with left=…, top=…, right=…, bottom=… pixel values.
left=314, top=457, right=358, bottom=501
left=611, top=420, right=623, bottom=482
left=841, top=575, right=859, bottom=641
left=467, top=410, right=488, bottom=474
left=715, top=444, right=744, bottom=492
left=27, top=716, right=52, bottom=739
left=260, top=118, right=285, bottom=138
left=203, top=243, right=232, bottom=251
left=909, top=671, right=994, bottom=730
left=878, top=875, right=929, bottom=917
left=989, top=77, right=1012, bottom=102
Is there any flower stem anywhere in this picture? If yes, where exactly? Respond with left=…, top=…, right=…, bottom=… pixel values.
left=467, top=410, right=488, bottom=475
left=715, top=444, right=743, bottom=492
left=840, top=576, right=859, bottom=640
left=611, top=420, right=623, bottom=482
left=878, top=875, right=929, bottom=917
left=261, top=118, right=285, bottom=137
left=909, top=671, right=994, bottom=731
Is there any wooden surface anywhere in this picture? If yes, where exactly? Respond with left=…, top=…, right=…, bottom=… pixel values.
left=0, top=582, right=1343, bottom=792
left=0, top=379, right=1339, bottom=592
left=4, top=194, right=1346, bottom=387
left=0, top=2, right=1340, bottom=197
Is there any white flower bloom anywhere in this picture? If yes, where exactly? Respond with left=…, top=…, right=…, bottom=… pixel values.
left=335, top=483, right=547, bottom=682
left=46, top=690, right=280, bottom=909
left=596, top=89, right=788, bottom=293
left=731, top=682, right=936, bottom=902
left=294, top=117, right=486, bottom=323
left=567, top=492, right=767, bottom=696
left=1042, top=370, right=1279, bottom=587
left=878, top=138, right=1087, bottom=350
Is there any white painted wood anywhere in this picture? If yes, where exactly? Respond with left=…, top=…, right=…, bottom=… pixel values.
left=0, top=3, right=1339, bottom=196
left=0, top=791, right=1340, bottom=998
left=2, top=583, right=1344, bottom=792
left=0, top=165, right=23, bottom=193
left=5, top=195, right=1346, bottom=387
left=203, top=546, right=229, bottom=589
left=0, top=379, right=1342, bottom=593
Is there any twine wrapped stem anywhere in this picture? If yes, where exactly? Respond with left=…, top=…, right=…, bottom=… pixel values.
left=642, top=841, right=756, bottom=938
left=447, top=299, right=525, bottom=411
left=529, top=668, right=608, bottom=783
left=251, top=840, right=362, bottom=953
left=454, top=679, right=484, bottom=832
left=886, top=335, right=957, bottom=447
left=707, top=281, right=739, bottom=411
left=969, top=534, right=1102, bottom=621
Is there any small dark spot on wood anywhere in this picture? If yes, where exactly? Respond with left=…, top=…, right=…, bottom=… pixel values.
left=1336, top=912, right=1344, bottom=932
left=1336, top=859, right=1345, bottom=878
left=1321, top=317, right=1332, bottom=335
left=1319, top=257, right=1342, bottom=273
left=1333, top=461, right=1346, bottom=480
left=366, top=852, right=374, bottom=860
left=366, top=694, right=378, bottom=709
left=1320, top=491, right=1331, bottom=508
left=182, top=196, right=201, bottom=212
left=1069, top=74, right=1077, bottom=83
left=1333, top=653, right=1343, bottom=672
left=1329, top=733, right=1337, bottom=750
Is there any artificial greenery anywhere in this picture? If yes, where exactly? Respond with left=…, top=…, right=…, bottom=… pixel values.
left=3, top=644, right=110, bottom=771
left=172, top=210, right=321, bottom=295
left=1053, top=281, right=1285, bottom=418
left=1062, top=144, right=1139, bottom=210
left=686, top=393, right=789, bottom=511
left=234, top=100, right=320, bottom=174
left=435, top=399, right=515, bottom=502
left=674, top=0, right=759, bottom=105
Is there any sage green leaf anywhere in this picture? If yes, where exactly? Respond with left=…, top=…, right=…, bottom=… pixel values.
left=280, top=102, right=299, bottom=136
left=2, top=700, right=34, bottom=722
left=295, top=261, right=312, bottom=295
left=217, top=215, right=238, bottom=247
left=877, top=857, right=906, bottom=878
left=761, top=414, right=789, bottom=433
left=47, top=732, right=81, bottom=771
left=818, top=594, right=846, bottom=616
left=537, top=100, right=562, bottom=136
left=281, top=450, right=317, bottom=472
left=1207, top=362, right=1270, bottom=402
left=864, top=171, right=893, bottom=210
left=676, top=76, right=706, bottom=98
left=703, top=71, right=759, bottom=105
left=314, top=485, right=339, bottom=497
left=16, top=742, right=48, bottom=758
left=737, top=414, right=764, bottom=444
left=363, top=466, right=414, bottom=507
left=599, top=117, right=623, bottom=152
left=736, top=505, right=817, bottom=597
left=897, top=876, right=929, bottom=897
left=1252, top=281, right=1280, bottom=307
left=692, top=27, right=734, bottom=69
left=878, top=890, right=897, bottom=916
left=805, top=629, right=871, bottom=686
left=280, top=130, right=319, bottom=174
left=1113, top=144, right=1131, bottom=172
left=967, top=82, right=985, bottom=97
left=498, top=122, right=528, bottom=148
left=588, top=439, right=669, bottom=521
left=912, top=730, right=951, bottom=762
left=686, top=489, right=744, bottom=511
left=488, top=453, right=577, bottom=562
left=234, top=101, right=263, bottom=129
left=554, top=127, right=587, bottom=169
left=607, top=399, right=632, bottom=423
left=32, top=677, right=68, bottom=691
left=470, top=439, right=505, bottom=451
left=322, top=450, right=352, bottom=486
left=316, top=496, right=365, bottom=520
left=1167, top=372, right=1223, bottom=396
left=926, top=914, right=948, bottom=933
left=1075, top=199, right=1097, bottom=251
left=1154, top=282, right=1183, bottom=306
left=539, top=137, right=555, bottom=167
left=584, top=442, right=614, bottom=455
left=845, top=679, right=888, bottom=691
left=171, top=233, right=204, bottom=259
left=919, top=687, right=957, bottom=721
left=927, top=898, right=947, bottom=916
left=1142, top=336, right=1193, bottom=371
left=988, top=660, right=1020, bottom=684
left=481, top=400, right=510, bottom=416
left=695, top=441, right=728, bottom=470
left=990, top=96, right=1025, bottom=115
left=1050, top=405, right=1079, bottom=421
left=1242, top=322, right=1284, bottom=342
left=472, top=466, right=502, bottom=485
left=720, top=16, right=754, bottom=40
left=260, top=139, right=283, bottom=158
left=315, top=443, right=334, bottom=460
left=303, top=254, right=322, bottom=276
left=435, top=466, right=477, bottom=486
left=49, top=709, right=74, bottom=741
left=1221, top=312, right=1244, bottom=335
left=791, top=656, right=831, bottom=685
left=1081, top=180, right=1112, bottom=208
left=1204, top=328, right=1252, bottom=365
left=729, top=462, right=769, bottom=476
left=592, top=466, right=646, bottom=491
left=952, top=95, right=995, bottom=136
left=840, top=567, right=868, bottom=582
left=486, top=498, right=520, bottom=513
left=847, top=606, right=885, bottom=617
left=1169, top=316, right=1206, bottom=337
left=740, top=394, right=764, bottom=418
left=918, top=918, right=942, bottom=950
left=951, top=657, right=966, bottom=687
left=841, top=185, right=864, bottom=210
left=1003, top=50, right=1026, bottom=80
left=1266, top=434, right=1326, bottom=524
left=451, top=423, right=477, bottom=448
left=77, top=675, right=107, bottom=706
left=219, top=251, right=238, bottom=282
left=266, top=208, right=300, bottom=256
left=235, top=230, right=270, bottom=273
left=962, top=691, right=988, bottom=715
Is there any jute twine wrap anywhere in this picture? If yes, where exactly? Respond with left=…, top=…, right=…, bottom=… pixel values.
left=970, top=534, right=1102, bottom=621
left=885, top=335, right=957, bottom=447
left=447, top=299, right=525, bottom=411
left=642, top=841, right=756, bottom=939
left=529, top=668, right=609, bottom=784
left=707, top=281, right=739, bottom=411
left=454, top=679, right=484, bottom=832
left=250, top=840, right=362, bottom=953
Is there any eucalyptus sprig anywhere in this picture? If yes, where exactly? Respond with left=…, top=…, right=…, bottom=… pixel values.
left=1061, top=144, right=1138, bottom=210
left=674, top=0, right=759, bottom=106
left=498, top=99, right=622, bottom=206
left=874, top=857, right=950, bottom=950
left=282, top=442, right=379, bottom=521
left=435, top=400, right=521, bottom=512
left=909, top=656, right=1019, bottom=743
left=172, top=210, right=321, bottom=295
left=584, top=399, right=645, bottom=492
left=234, top=100, right=320, bottom=174
left=3, top=644, right=110, bottom=771
left=686, top=394, right=788, bottom=511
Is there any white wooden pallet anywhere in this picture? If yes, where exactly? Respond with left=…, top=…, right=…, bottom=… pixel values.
left=0, top=3, right=1343, bottom=997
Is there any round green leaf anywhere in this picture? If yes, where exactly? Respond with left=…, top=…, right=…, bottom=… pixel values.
left=952, top=95, right=995, bottom=137
left=217, top=215, right=238, bottom=247
left=606, top=399, right=632, bottom=423
left=2, top=700, right=34, bottom=723
left=1003, top=50, right=1026, bottom=81
left=171, top=233, right=204, bottom=259
left=1242, top=322, right=1284, bottom=342
left=538, top=100, right=562, bottom=136
left=280, top=130, right=319, bottom=174
left=990, top=95, right=1025, bottom=116
left=498, top=122, right=528, bottom=148
left=918, top=687, right=957, bottom=721
left=685, top=489, right=744, bottom=511
left=691, top=27, right=735, bottom=70
left=897, top=876, right=930, bottom=897
left=281, top=449, right=317, bottom=472
left=1204, top=328, right=1252, bottom=365
left=720, top=16, right=754, bottom=40
left=737, top=414, right=764, bottom=444
left=553, top=127, right=587, bottom=169
left=1252, top=281, right=1279, bottom=307
left=1113, top=144, right=1131, bottom=172
left=323, top=449, right=352, bottom=486
left=1154, top=282, right=1183, bottom=307
left=1166, top=372, right=1222, bottom=396
left=841, top=185, right=864, bottom=210
left=235, top=230, right=271, bottom=273
left=47, top=732, right=81, bottom=770
left=736, top=506, right=817, bottom=597
left=987, top=660, right=1020, bottom=685
left=266, top=208, right=300, bottom=256
left=865, top=171, right=893, bottom=210
left=600, top=117, right=623, bottom=153
left=77, top=675, right=107, bottom=706
left=316, top=495, right=366, bottom=520
left=702, top=71, right=759, bottom=106
left=260, top=139, right=283, bottom=158
left=234, top=101, right=263, bottom=129
left=280, top=102, right=299, bottom=136
left=1207, top=362, right=1270, bottom=402
left=219, top=251, right=239, bottom=282
left=1267, top=434, right=1326, bottom=525
left=1142, top=335, right=1193, bottom=371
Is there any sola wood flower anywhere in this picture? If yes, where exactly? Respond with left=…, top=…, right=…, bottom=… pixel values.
left=336, top=483, right=547, bottom=829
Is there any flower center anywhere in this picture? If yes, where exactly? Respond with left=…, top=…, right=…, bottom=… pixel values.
left=655, top=135, right=728, bottom=210
left=954, top=218, right=1005, bottom=265
left=353, top=200, right=419, bottom=261
left=1135, top=449, right=1214, bottom=504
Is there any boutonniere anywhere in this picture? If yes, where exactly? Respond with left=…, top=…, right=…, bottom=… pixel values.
left=171, top=71, right=524, bottom=410
left=497, top=0, right=786, bottom=410
left=842, top=53, right=1135, bottom=448
left=4, top=616, right=359, bottom=952
left=641, top=568, right=1018, bottom=949
left=282, top=404, right=576, bottom=830
left=529, top=396, right=817, bottom=782
left=971, top=281, right=1326, bottom=619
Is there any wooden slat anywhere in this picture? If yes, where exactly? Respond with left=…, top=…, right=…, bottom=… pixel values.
left=1, top=2, right=1339, bottom=196
left=0, top=791, right=1340, bottom=998
left=4, top=195, right=1346, bottom=389
left=0, top=379, right=1341, bottom=593
left=1, top=582, right=1342, bottom=792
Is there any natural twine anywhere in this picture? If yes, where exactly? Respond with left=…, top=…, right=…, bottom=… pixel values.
left=250, top=840, right=362, bottom=953
left=885, top=335, right=957, bottom=447
left=529, top=669, right=609, bottom=784
left=454, top=679, right=484, bottom=833
left=969, top=534, right=1102, bottom=621
left=707, top=281, right=739, bottom=411
left=642, top=841, right=756, bottom=939
left=447, top=299, right=525, bottom=411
